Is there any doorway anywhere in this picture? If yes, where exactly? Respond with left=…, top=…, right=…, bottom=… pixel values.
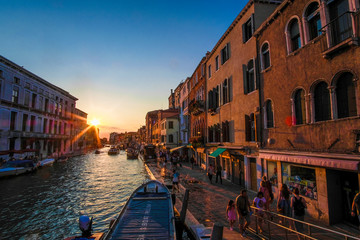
left=327, top=169, right=359, bottom=227
left=250, top=158, right=257, bottom=192
left=232, top=156, right=245, bottom=186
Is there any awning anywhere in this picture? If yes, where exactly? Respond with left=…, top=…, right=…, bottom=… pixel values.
left=170, top=145, right=186, bottom=153
left=209, top=148, right=227, bottom=158
left=260, top=152, right=360, bottom=172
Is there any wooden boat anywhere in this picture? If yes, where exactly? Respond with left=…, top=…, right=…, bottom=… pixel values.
left=39, top=158, right=55, bottom=167
left=0, top=160, right=36, bottom=178
left=126, top=148, right=138, bottom=159
left=142, top=144, right=157, bottom=162
left=102, top=180, right=176, bottom=240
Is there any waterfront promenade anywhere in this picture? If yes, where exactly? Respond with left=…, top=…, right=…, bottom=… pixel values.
left=146, top=160, right=360, bottom=240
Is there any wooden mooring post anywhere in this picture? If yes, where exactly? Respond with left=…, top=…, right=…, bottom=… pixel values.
left=210, top=222, right=223, bottom=240
left=175, top=189, right=189, bottom=239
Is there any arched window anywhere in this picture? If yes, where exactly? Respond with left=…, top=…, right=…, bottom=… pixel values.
left=265, top=100, right=274, bottom=128
left=289, top=19, right=301, bottom=52
left=261, top=43, right=271, bottom=70
left=336, top=72, right=357, bottom=118
left=304, top=2, right=322, bottom=42
left=314, top=81, right=331, bottom=122
left=294, top=89, right=306, bottom=125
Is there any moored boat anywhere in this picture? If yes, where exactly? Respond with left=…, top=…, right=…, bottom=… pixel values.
left=39, top=158, right=55, bottom=167
left=108, top=146, right=119, bottom=155
left=102, top=180, right=176, bottom=239
left=141, top=144, right=157, bottom=162
left=95, top=150, right=101, bottom=154
left=0, top=160, right=37, bottom=178
left=126, top=148, right=138, bottom=159
left=57, top=156, right=69, bottom=162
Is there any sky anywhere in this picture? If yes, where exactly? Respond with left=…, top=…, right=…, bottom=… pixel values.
left=0, top=0, right=247, bottom=138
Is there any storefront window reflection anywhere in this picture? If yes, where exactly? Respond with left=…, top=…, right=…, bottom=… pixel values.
left=267, top=161, right=278, bottom=186
left=282, top=163, right=317, bottom=200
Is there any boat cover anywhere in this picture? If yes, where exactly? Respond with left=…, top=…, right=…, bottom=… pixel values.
left=107, top=182, right=173, bottom=240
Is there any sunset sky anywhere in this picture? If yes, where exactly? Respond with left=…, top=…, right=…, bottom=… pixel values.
left=0, top=0, right=246, bottom=138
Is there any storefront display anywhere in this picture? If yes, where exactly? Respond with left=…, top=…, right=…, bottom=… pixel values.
left=267, top=160, right=278, bottom=186
left=282, top=163, right=317, bottom=200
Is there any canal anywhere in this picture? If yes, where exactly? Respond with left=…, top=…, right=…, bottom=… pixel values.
left=0, top=149, right=149, bottom=239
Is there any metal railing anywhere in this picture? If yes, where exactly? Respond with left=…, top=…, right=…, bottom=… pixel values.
left=249, top=206, right=360, bottom=240
left=320, top=11, right=359, bottom=52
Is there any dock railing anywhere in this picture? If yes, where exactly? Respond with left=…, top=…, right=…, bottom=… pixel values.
left=249, top=206, right=360, bottom=240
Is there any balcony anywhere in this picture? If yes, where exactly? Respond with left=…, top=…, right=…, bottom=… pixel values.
left=320, top=11, right=359, bottom=57
left=189, top=100, right=205, bottom=116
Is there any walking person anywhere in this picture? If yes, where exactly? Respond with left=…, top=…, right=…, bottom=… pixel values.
left=236, top=189, right=252, bottom=236
left=277, top=184, right=291, bottom=226
left=259, top=181, right=271, bottom=219
left=291, top=187, right=307, bottom=238
left=262, top=176, right=274, bottom=203
left=207, top=164, right=214, bottom=184
left=216, top=165, right=222, bottom=184
left=226, top=200, right=237, bottom=231
left=190, top=156, right=195, bottom=169
left=351, top=192, right=360, bottom=230
left=253, top=191, right=266, bottom=233
left=172, top=169, right=180, bottom=193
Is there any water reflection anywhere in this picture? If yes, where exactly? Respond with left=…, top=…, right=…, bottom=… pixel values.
left=0, top=149, right=148, bottom=239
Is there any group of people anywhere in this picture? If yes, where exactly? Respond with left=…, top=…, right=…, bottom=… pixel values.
left=207, top=164, right=223, bottom=184
left=226, top=176, right=307, bottom=237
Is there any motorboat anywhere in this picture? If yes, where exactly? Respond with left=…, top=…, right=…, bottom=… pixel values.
left=39, top=158, right=55, bottom=167
left=102, top=180, right=176, bottom=239
left=108, top=146, right=119, bottom=155
left=126, top=148, right=138, bottom=159
left=142, top=144, right=157, bottom=162
left=0, top=160, right=36, bottom=178
left=94, top=150, right=101, bottom=154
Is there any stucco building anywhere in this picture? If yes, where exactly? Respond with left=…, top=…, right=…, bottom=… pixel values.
left=255, top=0, right=360, bottom=226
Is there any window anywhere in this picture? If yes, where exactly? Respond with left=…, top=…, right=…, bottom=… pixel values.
left=0, top=70, right=3, bottom=78
left=168, top=134, right=174, bottom=143
left=314, top=81, right=331, bottom=122
left=201, top=64, right=205, bottom=77
left=22, top=114, right=28, bottom=131
left=14, top=77, right=20, bottom=84
left=215, top=56, right=219, bottom=70
left=221, top=43, right=231, bottom=65
left=37, top=117, right=42, bottom=132
left=304, top=2, right=322, bottom=42
left=30, top=116, right=36, bottom=132
left=261, top=43, right=270, bottom=70
left=214, top=124, right=221, bottom=142
left=12, top=86, right=19, bottom=103
left=294, top=89, right=306, bottom=125
left=288, top=19, right=301, bottom=52
left=43, top=119, right=48, bottom=133
left=49, top=120, right=53, bottom=134
left=245, top=113, right=256, bottom=142
left=39, top=96, right=44, bottom=111
left=64, top=123, right=67, bottom=135
left=282, top=163, right=317, bottom=199
left=10, top=112, right=17, bottom=130
left=45, top=98, right=49, bottom=112
left=208, top=65, right=212, bottom=78
left=222, top=77, right=232, bottom=105
left=243, top=60, right=255, bottom=94
left=336, top=72, right=357, bottom=118
left=39, top=88, right=44, bottom=94
left=208, top=126, right=214, bottom=142
left=222, top=121, right=230, bottom=142
left=168, top=121, right=174, bottom=129
left=25, top=82, right=30, bottom=89
left=54, top=121, right=58, bottom=134
left=31, top=93, right=37, bottom=109
left=328, top=0, right=351, bottom=45
left=24, top=91, right=30, bottom=106
left=242, top=15, right=254, bottom=42
left=265, top=100, right=274, bottom=128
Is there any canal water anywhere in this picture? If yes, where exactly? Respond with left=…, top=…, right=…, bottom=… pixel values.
left=0, top=149, right=149, bottom=239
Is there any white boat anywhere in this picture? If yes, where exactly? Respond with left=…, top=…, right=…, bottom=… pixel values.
left=39, top=158, right=55, bottom=167
left=0, top=160, right=36, bottom=178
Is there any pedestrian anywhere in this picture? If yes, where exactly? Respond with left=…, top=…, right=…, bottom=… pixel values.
left=207, top=164, right=214, bottom=184
left=226, top=200, right=237, bottom=231
left=277, top=184, right=291, bottom=226
left=351, top=192, right=360, bottom=230
left=262, top=176, right=274, bottom=203
left=190, top=156, right=195, bottom=169
left=236, top=189, right=252, bottom=236
left=216, top=165, right=222, bottom=184
left=291, top=187, right=307, bottom=237
left=253, top=191, right=266, bottom=233
left=172, top=169, right=180, bottom=193
left=259, top=181, right=271, bottom=219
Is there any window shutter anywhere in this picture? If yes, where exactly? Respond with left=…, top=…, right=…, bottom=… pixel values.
left=256, top=113, right=261, bottom=142
left=229, top=120, right=234, bottom=143
left=219, top=83, right=223, bottom=106
left=255, top=57, right=259, bottom=90
left=229, top=76, right=233, bottom=102
left=251, top=13, right=255, bottom=34
left=245, top=115, right=251, bottom=142
left=242, top=23, right=246, bottom=43
left=243, top=64, right=248, bottom=94
left=227, top=42, right=231, bottom=59
left=208, top=90, right=213, bottom=109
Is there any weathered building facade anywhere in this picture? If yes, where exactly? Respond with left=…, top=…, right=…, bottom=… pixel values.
left=255, top=0, right=360, bottom=226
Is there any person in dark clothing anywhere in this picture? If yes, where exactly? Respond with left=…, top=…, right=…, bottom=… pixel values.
left=216, top=165, right=222, bottom=184
left=190, top=156, right=195, bottom=169
left=236, top=189, right=251, bottom=236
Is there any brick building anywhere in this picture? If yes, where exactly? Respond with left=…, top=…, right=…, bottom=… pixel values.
left=255, top=0, right=360, bottom=226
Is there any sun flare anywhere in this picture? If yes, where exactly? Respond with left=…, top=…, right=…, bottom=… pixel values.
left=90, top=118, right=100, bottom=126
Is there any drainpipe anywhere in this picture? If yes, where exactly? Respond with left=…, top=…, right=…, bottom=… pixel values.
left=256, top=35, right=264, bottom=148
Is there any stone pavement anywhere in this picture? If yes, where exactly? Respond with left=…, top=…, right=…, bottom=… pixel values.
left=147, top=160, right=360, bottom=240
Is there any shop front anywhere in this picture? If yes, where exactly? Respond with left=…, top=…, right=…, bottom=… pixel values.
left=260, top=150, right=360, bottom=225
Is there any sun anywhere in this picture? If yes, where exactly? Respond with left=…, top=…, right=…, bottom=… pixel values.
left=90, top=118, right=100, bottom=126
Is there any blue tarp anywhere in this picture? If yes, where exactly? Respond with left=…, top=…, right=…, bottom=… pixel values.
left=109, top=197, right=171, bottom=240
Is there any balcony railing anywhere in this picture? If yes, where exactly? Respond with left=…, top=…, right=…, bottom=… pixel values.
left=189, top=99, right=204, bottom=115
left=320, top=11, right=359, bottom=55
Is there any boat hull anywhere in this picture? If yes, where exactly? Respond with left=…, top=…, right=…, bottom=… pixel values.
left=39, top=158, right=55, bottom=167
left=102, top=180, right=176, bottom=240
